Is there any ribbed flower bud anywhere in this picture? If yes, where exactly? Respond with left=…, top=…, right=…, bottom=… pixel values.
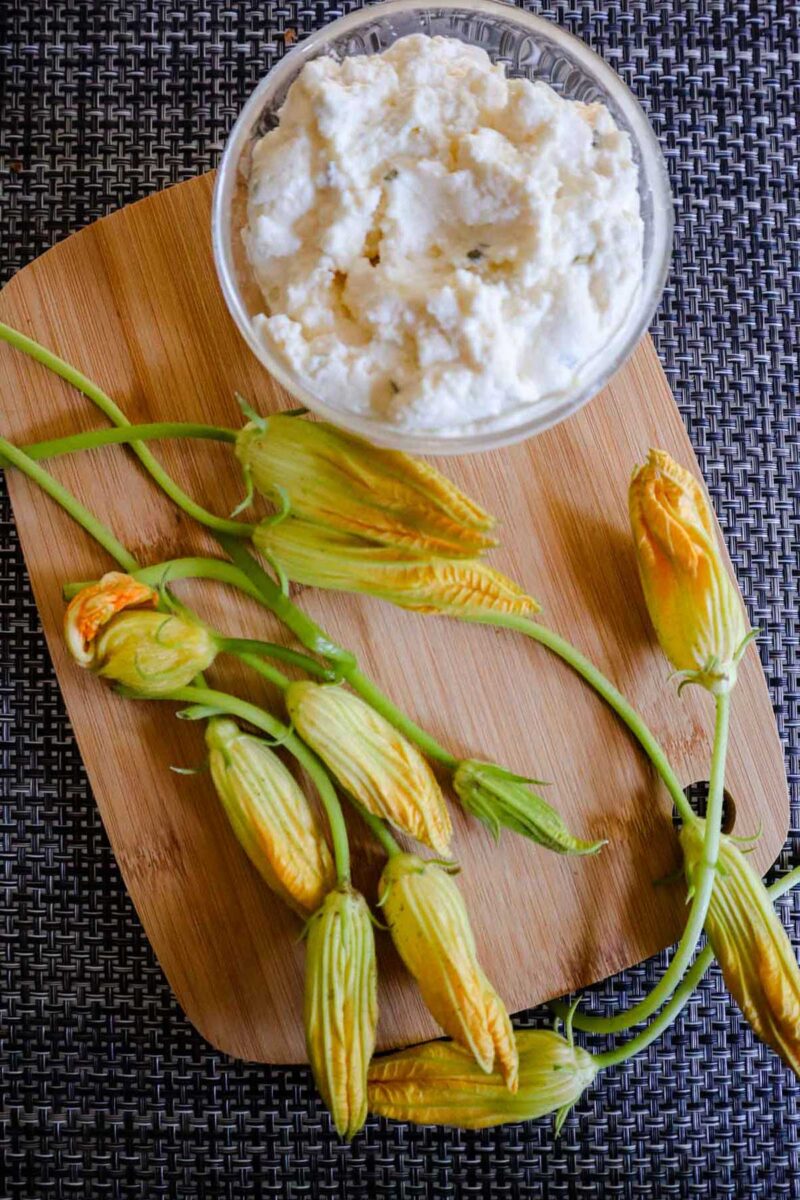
left=379, top=853, right=518, bottom=1089
left=286, top=682, right=451, bottom=853
left=236, top=415, right=496, bottom=557
left=253, top=518, right=537, bottom=617
left=629, top=450, right=751, bottom=693
left=206, top=717, right=335, bottom=913
left=681, top=820, right=800, bottom=1077
left=304, top=885, right=377, bottom=1139
left=368, top=1030, right=596, bottom=1130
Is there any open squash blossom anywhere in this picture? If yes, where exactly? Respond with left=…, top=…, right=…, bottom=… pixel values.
left=286, top=682, right=452, bottom=854
left=304, top=885, right=377, bottom=1140
left=64, top=571, right=159, bottom=665
left=368, top=1029, right=596, bottom=1130
left=454, top=760, right=605, bottom=855
left=254, top=517, right=537, bottom=618
left=681, top=820, right=800, bottom=1078
left=379, top=853, right=518, bottom=1089
left=65, top=571, right=217, bottom=694
left=629, top=450, right=750, bottom=694
left=206, top=717, right=335, bottom=914
left=236, top=416, right=496, bottom=557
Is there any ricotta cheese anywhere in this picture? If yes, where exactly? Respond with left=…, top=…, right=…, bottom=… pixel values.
left=243, top=34, right=644, bottom=433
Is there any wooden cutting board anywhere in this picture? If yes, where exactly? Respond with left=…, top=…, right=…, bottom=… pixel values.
left=0, top=171, right=788, bottom=1063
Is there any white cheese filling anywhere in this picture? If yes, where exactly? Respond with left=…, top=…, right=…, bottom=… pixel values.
left=243, top=34, right=644, bottom=433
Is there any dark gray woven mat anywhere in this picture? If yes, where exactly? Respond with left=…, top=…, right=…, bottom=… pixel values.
left=1, top=1, right=799, bottom=1196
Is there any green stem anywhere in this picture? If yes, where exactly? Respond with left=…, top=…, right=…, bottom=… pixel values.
left=556, top=691, right=730, bottom=1035
left=591, top=692, right=730, bottom=1059
left=471, top=613, right=696, bottom=827
left=0, top=437, right=138, bottom=572
left=165, top=684, right=351, bottom=884
left=347, top=796, right=402, bottom=858
left=23, top=422, right=237, bottom=460
left=64, top=556, right=265, bottom=602
left=594, top=855, right=799, bottom=1070
left=0, top=321, right=254, bottom=538
left=225, top=650, right=291, bottom=692
left=219, top=637, right=334, bottom=682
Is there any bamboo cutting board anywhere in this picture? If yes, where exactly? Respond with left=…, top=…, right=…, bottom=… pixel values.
left=0, top=172, right=788, bottom=1062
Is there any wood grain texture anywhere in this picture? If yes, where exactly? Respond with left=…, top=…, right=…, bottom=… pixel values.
left=0, top=171, right=788, bottom=1063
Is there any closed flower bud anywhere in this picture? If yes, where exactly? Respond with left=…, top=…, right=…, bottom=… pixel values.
left=368, top=1029, right=596, bottom=1130
left=454, top=760, right=605, bottom=855
left=286, top=682, right=451, bottom=854
left=379, top=853, right=518, bottom=1089
left=65, top=572, right=217, bottom=695
left=236, top=416, right=496, bottom=557
left=629, top=450, right=750, bottom=694
left=304, top=885, right=377, bottom=1139
left=253, top=517, right=537, bottom=617
left=681, top=820, right=800, bottom=1077
left=206, top=718, right=335, bottom=914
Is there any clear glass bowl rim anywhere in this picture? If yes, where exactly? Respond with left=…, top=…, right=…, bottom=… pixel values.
left=212, top=0, right=674, bottom=456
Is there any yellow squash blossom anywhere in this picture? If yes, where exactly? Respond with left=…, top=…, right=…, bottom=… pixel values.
left=379, top=853, right=518, bottom=1089
left=629, top=449, right=750, bottom=693
left=681, top=820, right=800, bottom=1078
left=369, top=1030, right=596, bottom=1130
left=65, top=573, right=217, bottom=695
left=64, top=571, right=159, bottom=665
left=286, top=682, right=452, bottom=854
left=254, top=517, right=537, bottom=618
left=206, top=717, right=335, bottom=914
left=304, top=885, right=377, bottom=1139
left=236, top=415, right=496, bottom=557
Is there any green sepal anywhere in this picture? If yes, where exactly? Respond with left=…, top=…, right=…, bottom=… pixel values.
left=235, top=391, right=267, bottom=431
left=453, top=760, right=606, bottom=856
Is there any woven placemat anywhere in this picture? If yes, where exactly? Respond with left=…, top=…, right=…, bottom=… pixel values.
left=1, top=2, right=799, bottom=1196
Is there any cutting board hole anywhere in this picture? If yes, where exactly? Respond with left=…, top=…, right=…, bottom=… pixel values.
left=676, top=782, right=737, bottom=834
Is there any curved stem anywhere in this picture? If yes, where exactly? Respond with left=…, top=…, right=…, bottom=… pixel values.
left=0, top=437, right=138, bottom=572
left=64, top=557, right=265, bottom=602
left=595, top=854, right=799, bottom=1071
left=225, top=649, right=291, bottom=692
left=556, top=692, right=730, bottom=1035
left=23, top=422, right=237, bottom=460
left=220, top=637, right=335, bottom=682
left=0, top=321, right=254, bottom=538
left=217, top=534, right=356, bottom=666
left=470, top=613, right=696, bottom=827
left=165, top=684, right=351, bottom=884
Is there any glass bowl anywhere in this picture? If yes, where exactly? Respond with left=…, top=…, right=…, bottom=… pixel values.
left=212, top=0, right=674, bottom=455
